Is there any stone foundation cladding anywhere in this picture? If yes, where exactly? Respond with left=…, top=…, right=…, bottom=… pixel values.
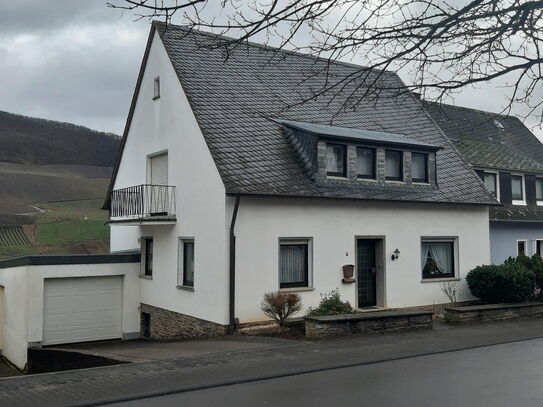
left=305, top=309, right=433, bottom=340
left=445, top=302, right=543, bottom=324
left=140, top=303, right=227, bottom=339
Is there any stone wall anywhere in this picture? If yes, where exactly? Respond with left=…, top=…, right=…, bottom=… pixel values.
left=140, top=303, right=227, bottom=339
left=445, top=302, right=543, bottom=324
left=305, top=310, right=433, bottom=340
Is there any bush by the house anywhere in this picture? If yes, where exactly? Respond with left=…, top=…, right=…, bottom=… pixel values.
left=306, top=289, right=354, bottom=317
left=261, top=291, right=302, bottom=326
left=505, top=255, right=543, bottom=300
left=466, top=261, right=535, bottom=303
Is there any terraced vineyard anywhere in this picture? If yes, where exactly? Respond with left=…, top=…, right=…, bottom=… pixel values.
left=0, top=226, right=31, bottom=246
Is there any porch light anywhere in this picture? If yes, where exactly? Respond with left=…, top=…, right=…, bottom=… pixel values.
left=391, top=248, right=400, bottom=261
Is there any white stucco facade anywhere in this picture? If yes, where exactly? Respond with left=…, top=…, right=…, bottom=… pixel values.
left=0, top=262, right=140, bottom=370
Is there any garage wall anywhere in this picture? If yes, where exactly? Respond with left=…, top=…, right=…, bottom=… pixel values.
left=0, top=261, right=140, bottom=371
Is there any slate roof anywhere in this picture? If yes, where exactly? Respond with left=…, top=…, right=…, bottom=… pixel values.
left=424, top=102, right=543, bottom=174
left=490, top=205, right=543, bottom=222
left=106, top=22, right=497, bottom=207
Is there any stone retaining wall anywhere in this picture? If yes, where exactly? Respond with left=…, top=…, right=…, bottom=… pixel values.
left=140, top=303, right=227, bottom=339
left=445, top=302, right=543, bottom=324
left=305, top=310, right=433, bottom=340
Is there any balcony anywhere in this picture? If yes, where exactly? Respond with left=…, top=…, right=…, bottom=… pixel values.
left=109, top=184, right=176, bottom=225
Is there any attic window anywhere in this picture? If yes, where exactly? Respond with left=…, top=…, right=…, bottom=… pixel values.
left=326, top=144, right=346, bottom=177
left=493, top=119, right=504, bottom=131
left=153, top=76, right=160, bottom=100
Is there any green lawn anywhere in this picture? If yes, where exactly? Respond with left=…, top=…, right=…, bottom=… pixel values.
left=36, top=220, right=108, bottom=244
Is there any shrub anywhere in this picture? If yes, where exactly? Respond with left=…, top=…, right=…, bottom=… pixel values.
left=506, top=255, right=543, bottom=300
left=261, top=292, right=302, bottom=326
left=306, top=289, right=354, bottom=317
left=466, top=261, right=535, bottom=303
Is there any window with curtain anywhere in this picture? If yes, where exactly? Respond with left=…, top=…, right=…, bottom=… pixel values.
left=421, top=240, right=455, bottom=279
left=484, top=172, right=497, bottom=197
left=511, top=175, right=524, bottom=201
left=144, top=238, right=153, bottom=276
left=536, top=178, right=543, bottom=201
left=517, top=240, right=527, bottom=256
left=385, top=150, right=403, bottom=181
left=326, top=144, right=346, bottom=177
left=279, top=239, right=309, bottom=288
left=178, top=239, right=195, bottom=287
left=356, top=147, right=375, bottom=179
left=411, top=153, right=428, bottom=183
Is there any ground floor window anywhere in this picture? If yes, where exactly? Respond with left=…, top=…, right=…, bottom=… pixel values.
left=421, top=239, right=456, bottom=279
left=517, top=240, right=527, bottom=256
left=143, top=238, right=153, bottom=276
left=536, top=240, right=543, bottom=257
left=178, top=238, right=195, bottom=287
left=279, top=239, right=310, bottom=288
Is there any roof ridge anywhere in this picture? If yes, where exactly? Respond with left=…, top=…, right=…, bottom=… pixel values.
left=423, top=100, right=516, bottom=120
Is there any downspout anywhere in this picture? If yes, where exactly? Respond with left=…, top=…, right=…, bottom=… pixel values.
left=228, top=195, right=241, bottom=335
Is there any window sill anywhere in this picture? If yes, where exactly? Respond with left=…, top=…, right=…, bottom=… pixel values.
left=139, top=275, right=153, bottom=280
left=279, top=287, right=314, bottom=293
left=385, top=179, right=405, bottom=184
left=512, top=201, right=527, bottom=206
left=326, top=175, right=348, bottom=180
left=412, top=181, right=430, bottom=185
left=177, top=285, right=194, bottom=292
left=421, top=277, right=460, bottom=283
left=357, top=177, right=378, bottom=182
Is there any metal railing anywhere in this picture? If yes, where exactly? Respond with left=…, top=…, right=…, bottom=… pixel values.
left=110, top=184, right=176, bottom=220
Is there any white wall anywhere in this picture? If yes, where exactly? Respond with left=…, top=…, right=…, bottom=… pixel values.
left=110, top=33, right=229, bottom=324
left=0, top=262, right=140, bottom=370
left=234, top=197, right=490, bottom=323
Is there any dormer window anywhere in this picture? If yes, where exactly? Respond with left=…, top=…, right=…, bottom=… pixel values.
left=357, top=147, right=376, bottom=179
left=153, top=76, right=160, bottom=100
left=484, top=171, right=498, bottom=198
left=511, top=174, right=525, bottom=204
left=385, top=150, right=403, bottom=181
left=412, top=153, right=428, bottom=183
left=536, top=178, right=543, bottom=203
left=326, top=143, right=346, bottom=177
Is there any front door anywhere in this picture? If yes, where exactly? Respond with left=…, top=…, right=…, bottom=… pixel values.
left=357, top=239, right=377, bottom=307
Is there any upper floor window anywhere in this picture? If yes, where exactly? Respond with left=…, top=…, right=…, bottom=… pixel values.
left=385, top=150, right=403, bottom=181
left=412, top=153, right=428, bottom=183
left=356, top=147, right=376, bottom=179
left=326, top=144, right=346, bottom=177
left=178, top=238, right=195, bottom=288
left=511, top=174, right=525, bottom=203
left=536, top=178, right=543, bottom=202
left=143, top=237, right=153, bottom=276
left=153, top=76, right=160, bottom=100
left=484, top=172, right=498, bottom=198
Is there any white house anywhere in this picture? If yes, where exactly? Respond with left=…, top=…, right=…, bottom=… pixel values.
left=103, top=21, right=496, bottom=338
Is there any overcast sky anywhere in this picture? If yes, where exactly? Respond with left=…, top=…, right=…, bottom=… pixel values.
left=0, top=0, right=541, bottom=138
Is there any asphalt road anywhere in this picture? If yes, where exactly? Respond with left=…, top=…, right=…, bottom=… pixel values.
left=111, top=338, right=543, bottom=407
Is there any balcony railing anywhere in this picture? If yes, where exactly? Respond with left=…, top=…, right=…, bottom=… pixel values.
left=109, top=184, right=176, bottom=222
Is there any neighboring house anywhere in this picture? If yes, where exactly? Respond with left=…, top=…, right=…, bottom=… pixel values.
left=424, top=102, right=543, bottom=264
left=103, top=21, right=496, bottom=338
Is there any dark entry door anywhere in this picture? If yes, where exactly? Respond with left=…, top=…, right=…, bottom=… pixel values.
left=357, top=239, right=377, bottom=307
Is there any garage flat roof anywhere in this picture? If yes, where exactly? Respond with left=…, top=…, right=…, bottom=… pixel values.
left=0, top=251, right=141, bottom=269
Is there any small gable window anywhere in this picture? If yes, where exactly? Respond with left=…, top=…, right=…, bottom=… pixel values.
left=356, top=147, right=375, bottom=179
left=484, top=172, right=498, bottom=198
left=326, top=144, right=346, bottom=177
left=385, top=150, right=403, bottom=181
left=536, top=178, right=543, bottom=202
left=153, top=76, right=160, bottom=100
left=412, top=153, right=428, bottom=183
left=511, top=175, right=524, bottom=202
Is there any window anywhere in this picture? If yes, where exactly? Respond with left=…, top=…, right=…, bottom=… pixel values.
left=535, top=240, right=543, bottom=257
left=421, top=239, right=455, bottom=279
left=412, top=153, right=428, bottom=183
left=511, top=175, right=524, bottom=202
left=153, top=76, right=160, bottom=99
left=326, top=144, right=346, bottom=177
left=385, top=150, right=403, bottom=181
left=356, top=147, right=376, bottom=179
left=536, top=178, right=543, bottom=202
left=279, top=239, right=310, bottom=288
left=484, top=172, right=498, bottom=197
left=517, top=240, right=527, bottom=256
left=143, top=238, right=153, bottom=276
left=178, top=239, right=195, bottom=287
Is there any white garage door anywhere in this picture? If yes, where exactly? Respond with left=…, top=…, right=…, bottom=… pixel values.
left=43, top=276, right=123, bottom=346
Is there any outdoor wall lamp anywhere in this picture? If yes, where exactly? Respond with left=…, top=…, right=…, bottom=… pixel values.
left=391, top=248, right=400, bottom=261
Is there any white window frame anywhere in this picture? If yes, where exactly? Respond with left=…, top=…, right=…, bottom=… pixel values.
left=177, top=237, right=195, bottom=290
left=278, top=237, right=313, bottom=291
left=532, top=239, right=543, bottom=257
left=536, top=177, right=543, bottom=206
left=517, top=239, right=528, bottom=256
left=511, top=173, right=526, bottom=206
left=146, top=150, right=168, bottom=184
left=420, top=237, right=459, bottom=282
left=483, top=170, right=500, bottom=201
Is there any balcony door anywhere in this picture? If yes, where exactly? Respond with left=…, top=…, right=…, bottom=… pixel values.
left=148, top=152, right=169, bottom=216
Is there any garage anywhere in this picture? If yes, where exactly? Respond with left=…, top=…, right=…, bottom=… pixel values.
left=43, top=276, right=123, bottom=346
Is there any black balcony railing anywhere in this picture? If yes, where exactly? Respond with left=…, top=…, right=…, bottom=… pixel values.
left=110, top=184, right=176, bottom=220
